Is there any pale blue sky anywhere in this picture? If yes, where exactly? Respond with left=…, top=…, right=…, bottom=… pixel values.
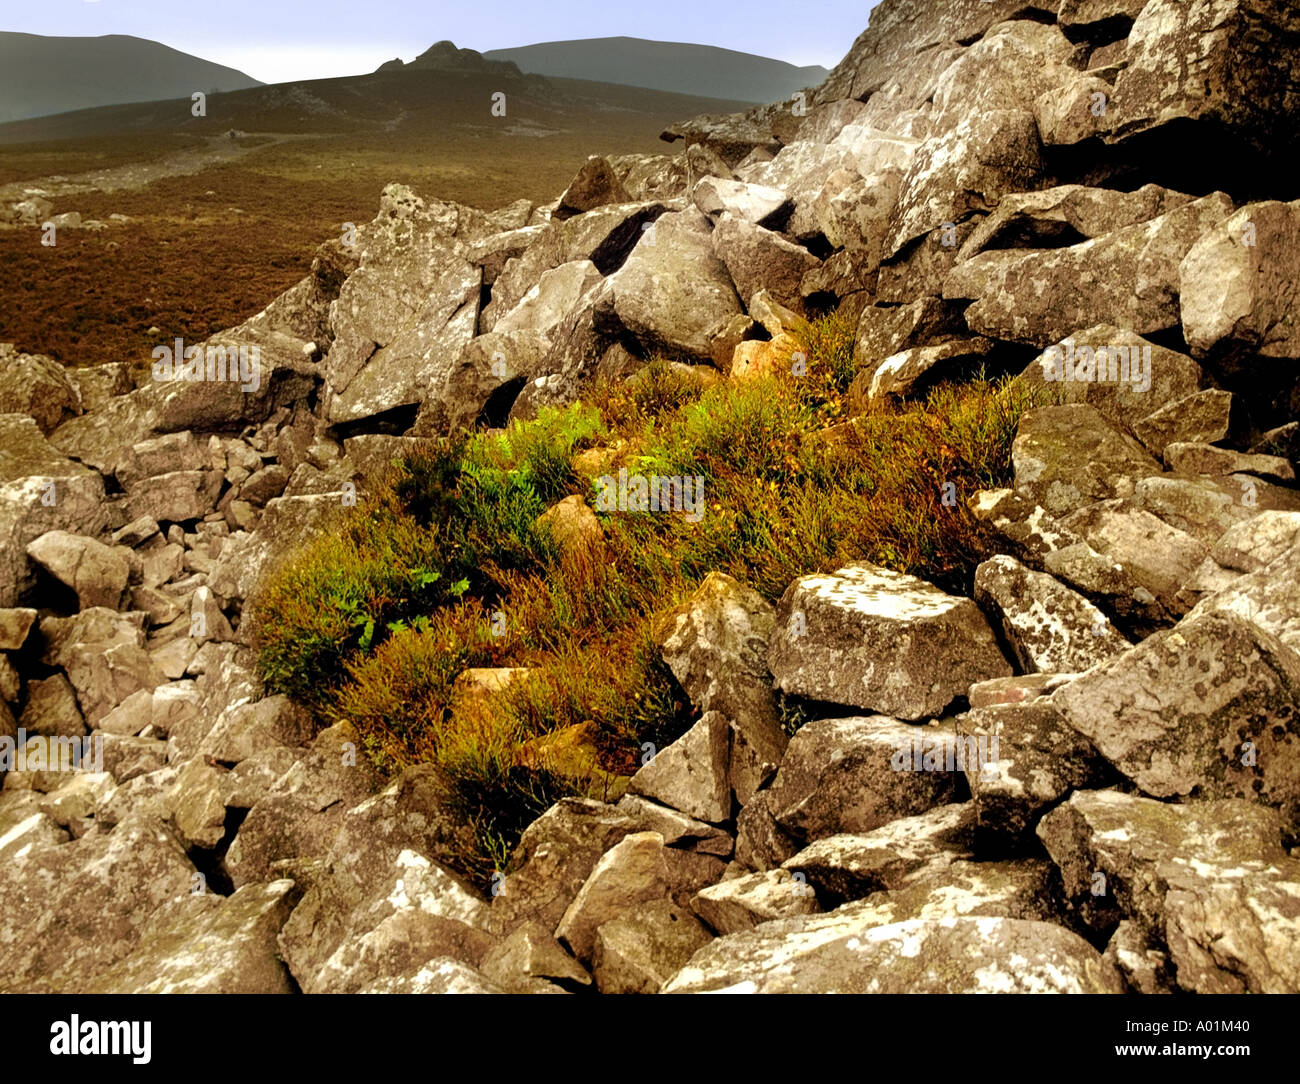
left=8, top=1, right=881, bottom=85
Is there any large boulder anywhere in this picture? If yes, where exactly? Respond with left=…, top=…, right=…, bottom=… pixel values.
left=0, top=345, right=81, bottom=434
left=1179, top=200, right=1300, bottom=360
left=763, top=715, right=959, bottom=843
left=0, top=812, right=195, bottom=992
left=610, top=208, right=743, bottom=361
left=651, top=572, right=787, bottom=805
left=973, top=554, right=1131, bottom=673
left=945, top=194, right=1237, bottom=347
left=1039, top=790, right=1300, bottom=992
left=1050, top=610, right=1300, bottom=819
left=0, top=415, right=106, bottom=607
left=767, top=563, right=1011, bottom=719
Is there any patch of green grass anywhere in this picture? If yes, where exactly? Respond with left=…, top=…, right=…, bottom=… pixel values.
left=252, top=307, right=1038, bottom=886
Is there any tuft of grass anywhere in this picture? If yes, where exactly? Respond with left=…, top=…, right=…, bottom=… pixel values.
left=252, top=309, right=1038, bottom=886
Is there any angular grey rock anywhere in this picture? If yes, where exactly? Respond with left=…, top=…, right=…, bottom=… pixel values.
left=651, top=571, right=787, bottom=806
left=691, top=176, right=789, bottom=226
left=0, top=812, right=195, bottom=992
left=945, top=194, right=1236, bottom=347
left=691, top=868, right=821, bottom=935
left=1012, top=404, right=1162, bottom=517
left=711, top=212, right=819, bottom=311
left=764, top=716, right=959, bottom=843
left=555, top=831, right=724, bottom=964
left=555, top=156, right=631, bottom=219
left=86, top=880, right=299, bottom=994
left=973, top=554, right=1131, bottom=673
left=1051, top=610, right=1300, bottom=818
left=26, top=531, right=130, bottom=611
left=783, top=802, right=976, bottom=901
left=611, top=208, right=743, bottom=360
left=591, top=898, right=713, bottom=994
left=767, top=563, right=1011, bottom=720
left=664, top=914, right=1122, bottom=994
left=628, top=711, right=730, bottom=824
left=0, top=345, right=81, bottom=434
left=1039, top=790, right=1300, bottom=992
left=959, top=699, right=1112, bottom=845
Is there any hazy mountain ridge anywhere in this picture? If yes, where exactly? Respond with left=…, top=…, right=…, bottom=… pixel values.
left=484, top=36, right=828, bottom=104
left=0, top=32, right=263, bottom=122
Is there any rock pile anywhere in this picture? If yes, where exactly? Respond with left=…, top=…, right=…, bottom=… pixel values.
left=2, top=0, right=1300, bottom=993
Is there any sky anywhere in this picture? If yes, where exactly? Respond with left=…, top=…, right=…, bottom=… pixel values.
left=5, top=1, right=882, bottom=85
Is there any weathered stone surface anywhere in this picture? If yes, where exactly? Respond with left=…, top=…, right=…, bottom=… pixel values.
left=1211, top=511, right=1300, bottom=573
left=26, top=530, right=130, bottom=610
left=611, top=209, right=743, bottom=360
left=887, top=109, right=1044, bottom=258
left=198, top=694, right=314, bottom=764
left=628, top=711, right=730, bottom=824
left=297, top=849, right=495, bottom=994
left=0, top=415, right=106, bottom=607
left=0, top=345, right=80, bottom=434
left=1051, top=611, right=1300, bottom=817
left=1133, top=389, right=1235, bottom=454
left=0, top=812, right=195, bottom=992
left=1099, top=0, right=1300, bottom=156
left=1187, top=541, right=1300, bottom=652
left=492, top=798, right=649, bottom=935
left=494, top=259, right=603, bottom=336
left=764, top=716, right=959, bottom=843
left=692, top=177, right=789, bottom=226
left=734, top=789, right=800, bottom=871
left=783, top=802, right=976, bottom=901
left=19, top=674, right=85, bottom=739
left=664, top=914, right=1122, bottom=994
left=959, top=700, right=1112, bottom=845
left=86, top=880, right=299, bottom=993
left=1012, top=405, right=1162, bottom=517
left=852, top=297, right=965, bottom=376
left=209, top=494, right=341, bottom=604
left=974, top=554, right=1131, bottom=673
left=1180, top=200, right=1300, bottom=360
left=1014, top=325, right=1207, bottom=434
left=691, top=868, right=821, bottom=934
left=40, top=609, right=167, bottom=727
left=868, top=337, right=995, bottom=400
left=651, top=572, right=787, bottom=805
left=946, top=194, right=1237, bottom=347
left=591, top=897, right=713, bottom=994
left=767, top=564, right=1011, bottom=719
left=480, top=920, right=591, bottom=992
left=556, top=831, right=724, bottom=963
left=1039, top=790, right=1300, bottom=992
left=224, top=722, right=382, bottom=887
left=711, top=213, right=819, bottom=311
left=0, top=607, right=36, bottom=651
left=1059, top=499, right=1210, bottom=615
left=1165, top=441, right=1295, bottom=482
left=555, top=156, right=631, bottom=219
left=960, top=184, right=1194, bottom=261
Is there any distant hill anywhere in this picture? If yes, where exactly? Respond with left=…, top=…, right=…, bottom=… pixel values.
left=0, top=33, right=263, bottom=122
left=484, top=36, right=828, bottom=105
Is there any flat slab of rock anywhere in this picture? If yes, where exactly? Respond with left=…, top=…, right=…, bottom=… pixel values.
left=783, top=802, right=976, bottom=901
left=768, top=563, right=1011, bottom=719
left=664, top=914, right=1123, bottom=993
